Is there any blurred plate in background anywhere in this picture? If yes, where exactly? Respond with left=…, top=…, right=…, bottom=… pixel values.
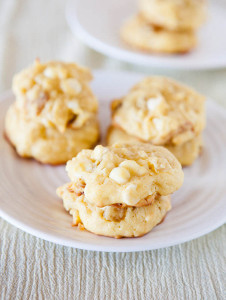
left=66, top=0, right=226, bottom=70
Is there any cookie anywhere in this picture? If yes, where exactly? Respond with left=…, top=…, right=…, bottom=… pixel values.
left=139, top=0, right=206, bottom=30
left=120, top=15, right=196, bottom=54
left=57, top=143, right=183, bottom=238
left=58, top=184, right=171, bottom=238
left=5, top=60, right=100, bottom=164
left=5, top=104, right=99, bottom=164
left=64, top=143, right=184, bottom=206
left=110, top=76, right=205, bottom=165
left=107, top=126, right=203, bottom=166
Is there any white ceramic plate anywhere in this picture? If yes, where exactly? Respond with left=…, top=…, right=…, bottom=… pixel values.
left=0, top=70, right=226, bottom=252
left=66, top=0, right=226, bottom=70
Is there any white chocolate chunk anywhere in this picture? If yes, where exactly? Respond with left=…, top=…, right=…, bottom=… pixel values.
left=148, top=157, right=171, bottom=172
left=122, top=184, right=140, bottom=205
left=61, top=78, right=82, bottom=95
left=153, top=118, right=164, bottom=132
left=67, top=158, right=93, bottom=173
left=44, top=67, right=67, bottom=79
left=67, top=100, right=80, bottom=112
left=44, top=67, right=56, bottom=78
left=83, top=159, right=93, bottom=172
left=120, top=160, right=148, bottom=176
left=109, top=167, right=131, bottom=184
left=147, top=96, right=163, bottom=112
left=91, top=145, right=108, bottom=161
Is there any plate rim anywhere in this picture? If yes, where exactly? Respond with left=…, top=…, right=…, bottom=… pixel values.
left=0, top=206, right=225, bottom=253
left=66, top=0, right=226, bottom=70
left=0, top=70, right=226, bottom=252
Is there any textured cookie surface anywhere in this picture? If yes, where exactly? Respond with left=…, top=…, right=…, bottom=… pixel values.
left=58, top=184, right=171, bottom=238
left=57, top=143, right=183, bottom=238
left=111, top=76, right=205, bottom=147
left=5, top=104, right=99, bottom=164
left=120, top=15, right=196, bottom=54
left=107, top=126, right=203, bottom=166
left=12, top=60, right=98, bottom=132
left=139, top=0, right=206, bottom=30
left=5, top=60, right=100, bottom=164
left=65, top=143, right=184, bottom=207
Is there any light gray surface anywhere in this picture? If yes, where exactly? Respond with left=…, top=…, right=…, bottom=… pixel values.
left=0, top=0, right=225, bottom=299
left=0, top=218, right=225, bottom=299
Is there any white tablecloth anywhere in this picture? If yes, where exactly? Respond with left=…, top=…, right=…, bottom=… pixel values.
left=0, top=1, right=225, bottom=299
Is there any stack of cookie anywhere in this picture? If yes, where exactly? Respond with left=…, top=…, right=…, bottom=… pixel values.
left=5, top=60, right=100, bottom=164
left=5, top=61, right=204, bottom=239
left=107, top=77, right=206, bottom=166
left=121, top=0, right=206, bottom=53
left=57, top=143, right=183, bottom=238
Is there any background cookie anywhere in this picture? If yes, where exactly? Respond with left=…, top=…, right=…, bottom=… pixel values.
left=5, top=104, right=99, bottom=164
left=5, top=60, right=100, bottom=164
left=107, top=126, right=203, bottom=166
left=110, top=76, right=205, bottom=165
left=111, top=77, right=205, bottom=144
left=121, top=15, right=196, bottom=54
left=139, top=0, right=206, bottom=30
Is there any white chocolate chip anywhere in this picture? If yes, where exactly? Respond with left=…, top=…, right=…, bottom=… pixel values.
left=148, top=157, right=170, bottom=172
left=84, top=160, right=93, bottom=172
left=44, top=67, right=67, bottom=79
left=109, top=167, right=130, bottom=184
left=91, top=145, right=108, bottom=161
left=120, top=160, right=147, bottom=176
left=138, top=150, right=148, bottom=158
left=44, top=67, right=56, bottom=79
left=122, top=184, right=139, bottom=205
left=61, top=78, right=82, bottom=95
left=40, top=118, right=53, bottom=128
left=73, top=158, right=93, bottom=173
left=26, top=86, right=40, bottom=101
left=147, top=96, right=163, bottom=112
left=67, top=100, right=80, bottom=112
left=67, top=78, right=82, bottom=93
left=153, top=118, right=164, bottom=132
